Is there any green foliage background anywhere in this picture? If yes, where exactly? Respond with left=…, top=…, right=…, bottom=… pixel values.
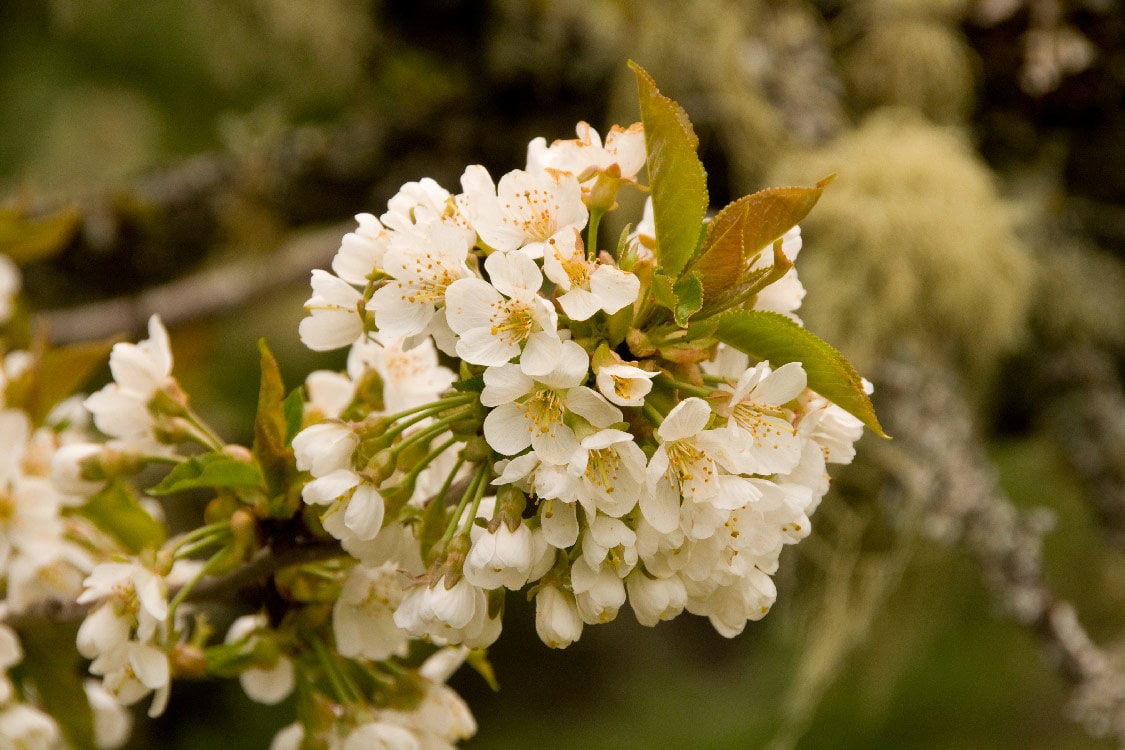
left=3, top=1, right=1123, bottom=747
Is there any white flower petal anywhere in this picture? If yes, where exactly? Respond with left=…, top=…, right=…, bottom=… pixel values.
left=589, top=266, right=640, bottom=314
left=483, top=250, right=543, bottom=299
left=566, top=387, right=622, bottom=429
left=657, top=397, right=711, bottom=442
left=344, top=484, right=385, bottom=540
left=483, top=404, right=534, bottom=456
left=481, top=364, right=534, bottom=407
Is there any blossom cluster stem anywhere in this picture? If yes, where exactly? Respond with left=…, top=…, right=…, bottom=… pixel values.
left=170, top=521, right=232, bottom=560
left=310, top=634, right=363, bottom=706
left=441, top=463, right=490, bottom=544
left=386, top=410, right=471, bottom=465
left=654, top=374, right=712, bottom=398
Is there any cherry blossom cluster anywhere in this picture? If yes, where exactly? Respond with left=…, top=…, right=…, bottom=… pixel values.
left=0, top=72, right=877, bottom=748
left=0, top=342, right=136, bottom=745
left=1, top=279, right=478, bottom=746
left=292, top=117, right=865, bottom=658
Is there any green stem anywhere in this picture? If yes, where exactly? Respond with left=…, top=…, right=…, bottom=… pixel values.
left=169, top=521, right=231, bottom=557
left=655, top=374, right=713, bottom=399
left=458, top=465, right=491, bottom=539
left=643, top=402, right=665, bottom=427
left=168, top=548, right=227, bottom=618
left=403, top=435, right=460, bottom=484
left=431, top=454, right=466, bottom=509
left=381, top=393, right=475, bottom=427
left=181, top=405, right=227, bottom=452
left=387, top=409, right=470, bottom=459
left=174, top=534, right=228, bottom=560
left=587, top=208, right=604, bottom=260
left=309, top=635, right=363, bottom=706
left=441, top=464, right=488, bottom=544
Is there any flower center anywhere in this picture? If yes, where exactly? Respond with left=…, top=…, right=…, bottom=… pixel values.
left=507, top=188, right=559, bottom=241
left=489, top=299, right=536, bottom=346
left=731, top=402, right=795, bottom=448
left=560, top=255, right=590, bottom=288
left=585, top=447, right=621, bottom=493
left=664, top=439, right=714, bottom=494
left=518, top=387, right=565, bottom=437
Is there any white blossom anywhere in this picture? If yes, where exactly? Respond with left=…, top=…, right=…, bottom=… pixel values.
left=444, top=250, right=557, bottom=367
left=84, top=315, right=175, bottom=447
left=348, top=334, right=455, bottom=413
left=752, top=226, right=805, bottom=322
left=626, top=570, right=688, bottom=627
left=302, top=469, right=385, bottom=541
left=292, top=421, right=358, bottom=478
left=332, top=213, right=392, bottom=286
left=458, top=165, right=587, bottom=258
left=568, top=428, right=646, bottom=518
left=540, top=228, right=639, bottom=321
left=393, top=575, right=501, bottom=648
left=534, top=583, right=583, bottom=649
left=480, top=338, right=618, bottom=464
left=0, top=254, right=20, bottom=325
left=0, top=703, right=60, bottom=749
left=368, top=217, right=475, bottom=340
left=527, top=121, right=646, bottom=189
left=224, top=615, right=295, bottom=706
left=594, top=363, right=656, bottom=407
left=719, top=361, right=806, bottom=475
left=298, top=270, right=365, bottom=352
left=463, top=521, right=540, bottom=591
left=332, top=562, right=411, bottom=661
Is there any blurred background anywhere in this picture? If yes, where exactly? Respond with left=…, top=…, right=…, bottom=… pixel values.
left=2, top=0, right=1123, bottom=747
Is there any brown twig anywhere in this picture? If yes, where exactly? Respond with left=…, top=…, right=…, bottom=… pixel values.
left=36, top=222, right=346, bottom=344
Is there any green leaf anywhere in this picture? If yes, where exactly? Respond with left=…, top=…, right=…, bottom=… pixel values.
left=4, top=335, right=120, bottom=426
left=283, top=386, right=305, bottom=444
left=252, top=340, right=295, bottom=499
left=452, top=376, right=485, bottom=393
left=82, top=479, right=166, bottom=552
left=149, top=452, right=263, bottom=496
left=19, top=623, right=96, bottom=750
left=0, top=207, right=81, bottom=264
left=418, top=492, right=449, bottom=567
left=714, top=310, right=886, bottom=437
left=693, top=177, right=831, bottom=307
left=466, top=648, right=500, bottom=692
left=649, top=271, right=678, bottom=312
left=629, top=61, right=708, bottom=279
left=672, top=272, right=702, bottom=327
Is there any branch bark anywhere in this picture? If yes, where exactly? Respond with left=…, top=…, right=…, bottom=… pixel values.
left=872, top=349, right=1125, bottom=745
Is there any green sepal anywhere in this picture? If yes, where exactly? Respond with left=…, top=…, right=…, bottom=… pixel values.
left=714, top=310, right=886, bottom=437
left=629, top=61, right=708, bottom=280
left=18, top=623, right=96, bottom=750
left=81, top=478, right=167, bottom=552
left=148, top=452, right=264, bottom=496
left=418, top=492, right=449, bottom=567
